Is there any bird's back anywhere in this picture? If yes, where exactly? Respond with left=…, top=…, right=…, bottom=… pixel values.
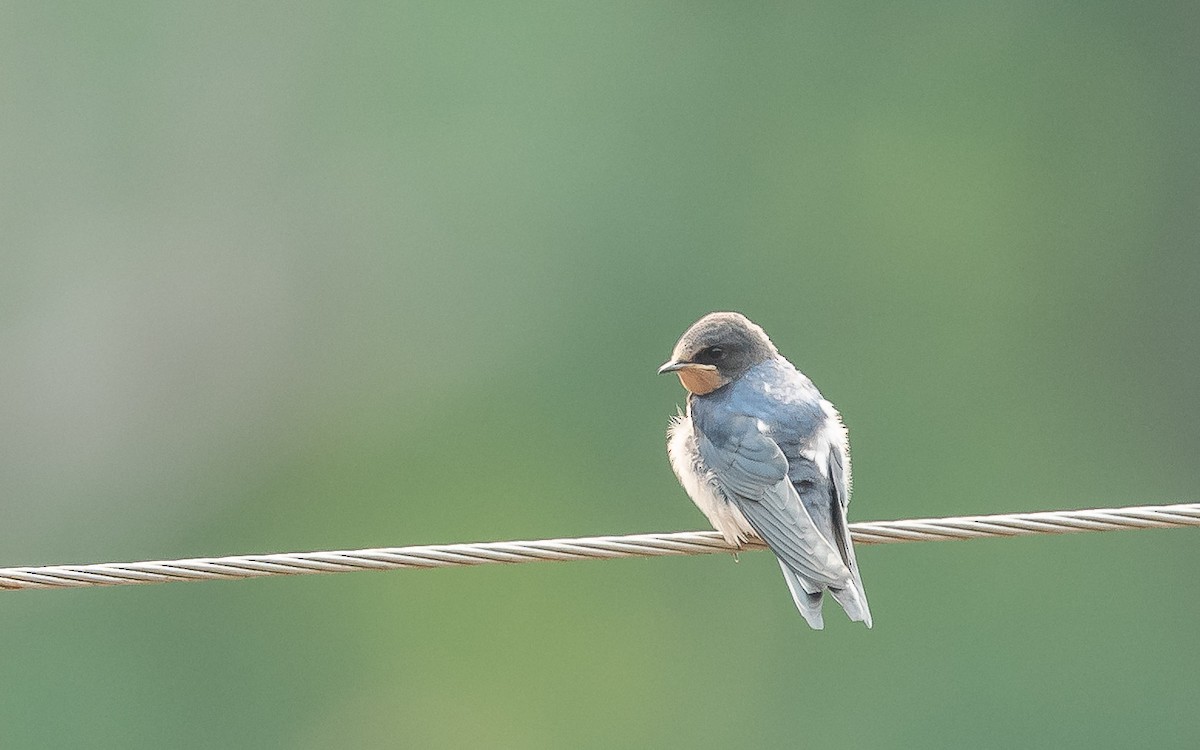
left=692, top=358, right=847, bottom=547
left=690, top=356, right=870, bottom=627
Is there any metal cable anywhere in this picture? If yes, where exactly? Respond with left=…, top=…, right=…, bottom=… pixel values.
left=2, top=502, right=1197, bottom=592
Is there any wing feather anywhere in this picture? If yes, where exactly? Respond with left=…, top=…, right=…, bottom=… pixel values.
left=822, top=410, right=873, bottom=627
left=696, top=417, right=852, bottom=589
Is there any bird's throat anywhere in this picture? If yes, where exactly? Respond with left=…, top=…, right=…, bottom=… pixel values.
left=676, top=367, right=725, bottom=395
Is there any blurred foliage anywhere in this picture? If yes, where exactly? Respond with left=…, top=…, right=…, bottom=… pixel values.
left=1, top=2, right=1198, bottom=748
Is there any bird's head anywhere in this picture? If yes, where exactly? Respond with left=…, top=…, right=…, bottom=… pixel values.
left=658, top=311, right=778, bottom=395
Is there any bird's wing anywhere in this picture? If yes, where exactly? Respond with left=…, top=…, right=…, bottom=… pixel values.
left=821, top=410, right=873, bottom=626
left=696, top=415, right=852, bottom=588
left=824, top=413, right=856, bottom=569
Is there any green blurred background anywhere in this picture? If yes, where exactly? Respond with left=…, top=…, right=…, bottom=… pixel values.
left=2, top=2, right=1198, bottom=747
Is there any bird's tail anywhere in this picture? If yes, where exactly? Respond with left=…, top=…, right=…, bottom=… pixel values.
left=777, top=561, right=826, bottom=629
left=828, top=567, right=873, bottom=629
left=777, top=561, right=872, bottom=630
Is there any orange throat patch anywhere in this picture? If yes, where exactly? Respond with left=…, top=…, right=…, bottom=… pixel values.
left=676, top=365, right=725, bottom=395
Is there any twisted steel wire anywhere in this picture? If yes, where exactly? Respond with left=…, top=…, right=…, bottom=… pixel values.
left=2, top=503, right=1197, bottom=592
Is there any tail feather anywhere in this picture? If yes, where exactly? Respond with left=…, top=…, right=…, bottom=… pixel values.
left=777, top=559, right=872, bottom=630
left=777, top=560, right=825, bottom=630
left=828, top=577, right=873, bottom=628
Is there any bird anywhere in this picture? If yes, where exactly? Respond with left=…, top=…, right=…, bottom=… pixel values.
left=659, top=311, right=871, bottom=629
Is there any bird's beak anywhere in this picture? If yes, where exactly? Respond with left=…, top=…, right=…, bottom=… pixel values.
left=658, top=359, right=718, bottom=375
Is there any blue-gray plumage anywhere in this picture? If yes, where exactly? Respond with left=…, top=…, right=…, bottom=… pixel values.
left=659, top=312, right=871, bottom=629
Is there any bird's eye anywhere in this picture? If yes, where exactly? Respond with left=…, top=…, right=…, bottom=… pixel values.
left=702, top=346, right=725, bottom=361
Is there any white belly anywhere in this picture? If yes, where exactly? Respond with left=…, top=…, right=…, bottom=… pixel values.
left=667, top=413, right=755, bottom=546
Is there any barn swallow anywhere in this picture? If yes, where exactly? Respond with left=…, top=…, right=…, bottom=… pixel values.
left=659, top=312, right=871, bottom=629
